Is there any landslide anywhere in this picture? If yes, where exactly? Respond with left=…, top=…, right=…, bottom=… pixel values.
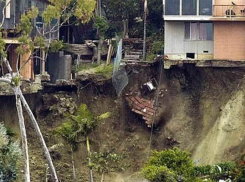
left=1, top=63, right=245, bottom=181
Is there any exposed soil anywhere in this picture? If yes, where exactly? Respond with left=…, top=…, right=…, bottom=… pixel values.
left=1, top=63, right=245, bottom=181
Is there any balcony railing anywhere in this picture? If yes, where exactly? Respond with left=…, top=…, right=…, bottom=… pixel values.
left=213, top=5, right=245, bottom=17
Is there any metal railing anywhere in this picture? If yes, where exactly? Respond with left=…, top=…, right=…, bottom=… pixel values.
left=213, top=5, right=245, bottom=17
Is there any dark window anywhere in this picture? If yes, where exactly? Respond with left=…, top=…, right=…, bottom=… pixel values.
left=186, top=53, right=195, bottom=59
left=165, top=0, right=180, bottom=15
left=28, top=0, right=31, bottom=8
left=182, top=0, right=197, bottom=15
left=199, top=0, right=212, bottom=15
left=200, top=23, right=213, bottom=40
left=185, top=22, right=213, bottom=41
left=36, top=15, right=43, bottom=28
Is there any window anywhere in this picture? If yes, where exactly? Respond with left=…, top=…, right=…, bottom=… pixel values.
left=28, top=0, right=32, bottom=8
left=199, top=0, right=212, bottom=15
left=186, top=53, right=195, bottom=59
left=185, top=22, right=213, bottom=40
left=36, top=15, right=43, bottom=28
left=165, top=0, right=180, bottom=15
left=182, top=0, right=197, bottom=15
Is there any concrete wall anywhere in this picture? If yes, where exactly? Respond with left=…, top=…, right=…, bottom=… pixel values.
left=165, top=21, right=214, bottom=60
left=214, top=22, right=245, bottom=60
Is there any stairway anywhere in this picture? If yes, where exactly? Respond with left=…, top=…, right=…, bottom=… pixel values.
left=122, top=38, right=143, bottom=63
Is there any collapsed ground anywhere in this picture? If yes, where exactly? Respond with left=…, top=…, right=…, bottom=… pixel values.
left=1, top=63, right=245, bottom=181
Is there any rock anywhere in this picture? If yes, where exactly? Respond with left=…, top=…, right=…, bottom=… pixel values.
left=63, top=163, right=70, bottom=168
left=38, top=93, right=77, bottom=118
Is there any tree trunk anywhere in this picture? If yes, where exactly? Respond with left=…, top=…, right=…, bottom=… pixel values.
left=14, top=87, right=30, bottom=182
left=19, top=92, right=59, bottom=182
left=96, top=0, right=102, bottom=65
left=100, top=172, right=104, bottom=182
left=123, top=19, right=129, bottom=38
left=143, top=0, right=147, bottom=61
left=97, top=36, right=102, bottom=65
left=41, top=50, right=45, bottom=75
left=86, top=136, right=94, bottom=182
left=71, top=147, right=77, bottom=182
left=2, top=58, right=58, bottom=181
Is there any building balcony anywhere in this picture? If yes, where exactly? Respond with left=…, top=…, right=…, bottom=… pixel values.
left=212, top=5, right=245, bottom=21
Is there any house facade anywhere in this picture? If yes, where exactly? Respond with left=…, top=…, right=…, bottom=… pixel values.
left=163, top=0, right=245, bottom=64
left=0, top=0, right=58, bottom=80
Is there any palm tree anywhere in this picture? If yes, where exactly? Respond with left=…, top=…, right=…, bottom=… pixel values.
left=55, top=121, right=79, bottom=182
left=55, top=104, right=110, bottom=182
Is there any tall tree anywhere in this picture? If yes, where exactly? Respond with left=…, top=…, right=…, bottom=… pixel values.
left=102, top=0, right=140, bottom=37
left=56, top=104, right=110, bottom=182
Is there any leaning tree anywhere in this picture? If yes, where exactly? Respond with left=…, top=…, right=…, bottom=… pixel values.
left=0, top=0, right=96, bottom=181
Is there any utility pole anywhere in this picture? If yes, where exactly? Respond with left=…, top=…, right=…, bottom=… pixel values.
left=143, top=0, right=147, bottom=61
left=97, top=0, right=102, bottom=64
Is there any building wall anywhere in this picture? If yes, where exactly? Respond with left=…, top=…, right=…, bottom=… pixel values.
left=214, top=22, right=245, bottom=60
left=214, top=0, right=245, bottom=5
left=214, top=0, right=245, bottom=17
left=165, top=21, right=214, bottom=60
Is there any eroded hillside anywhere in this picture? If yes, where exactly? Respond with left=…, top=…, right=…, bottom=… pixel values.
left=1, top=63, right=245, bottom=181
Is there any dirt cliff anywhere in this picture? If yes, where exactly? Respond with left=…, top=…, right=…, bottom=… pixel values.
left=1, top=63, right=245, bottom=181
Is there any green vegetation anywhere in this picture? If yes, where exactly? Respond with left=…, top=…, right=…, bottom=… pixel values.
left=194, top=162, right=236, bottom=179
left=77, top=64, right=114, bottom=79
left=142, top=148, right=195, bottom=181
left=0, top=124, right=22, bottom=182
left=142, top=148, right=243, bottom=182
left=142, top=165, right=177, bottom=182
left=93, top=64, right=114, bottom=79
left=91, top=151, right=128, bottom=181
left=55, top=104, right=111, bottom=181
left=146, top=53, right=157, bottom=62
left=94, top=16, right=109, bottom=37
left=146, top=41, right=163, bottom=62
left=151, top=41, right=163, bottom=55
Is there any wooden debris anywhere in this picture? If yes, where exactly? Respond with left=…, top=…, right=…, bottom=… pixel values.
left=126, top=94, right=155, bottom=127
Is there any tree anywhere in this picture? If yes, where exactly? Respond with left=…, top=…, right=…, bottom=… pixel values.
left=0, top=0, right=96, bottom=181
left=142, top=148, right=196, bottom=182
left=91, top=151, right=127, bottom=182
left=55, top=104, right=110, bottom=182
left=94, top=15, right=109, bottom=64
left=55, top=120, right=79, bottom=181
left=0, top=123, right=22, bottom=181
left=102, top=0, right=140, bottom=37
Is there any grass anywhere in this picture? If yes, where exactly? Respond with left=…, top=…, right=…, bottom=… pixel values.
left=76, top=63, right=114, bottom=79
left=94, top=64, right=113, bottom=79
left=146, top=53, right=157, bottom=62
left=76, top=63, right=99, bottom=72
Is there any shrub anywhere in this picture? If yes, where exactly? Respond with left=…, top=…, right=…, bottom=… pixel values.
left=146, top=53, right=157, bottom=62
left=194, top=162, right=236, bottom=179
left=151, top=41, right=163, bottom=54
left=142, top=165, right=177, bottom=182
left=142, top=148, right=196, bottom=181
left=147, top=148, right=194, bottom=177
left=0, top=124, right=22, bottom=181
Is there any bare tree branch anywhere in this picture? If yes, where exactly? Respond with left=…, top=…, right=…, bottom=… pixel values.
left=14, top=87, right=30, bottom=182
left=19, top=91, right=59, bottom=182
left=0, top=0, right=12, bottom=27
left=0, top=77, right=11, bottom=84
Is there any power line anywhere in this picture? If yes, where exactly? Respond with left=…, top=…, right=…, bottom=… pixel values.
left=147, top=58, right=164, bottom=158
